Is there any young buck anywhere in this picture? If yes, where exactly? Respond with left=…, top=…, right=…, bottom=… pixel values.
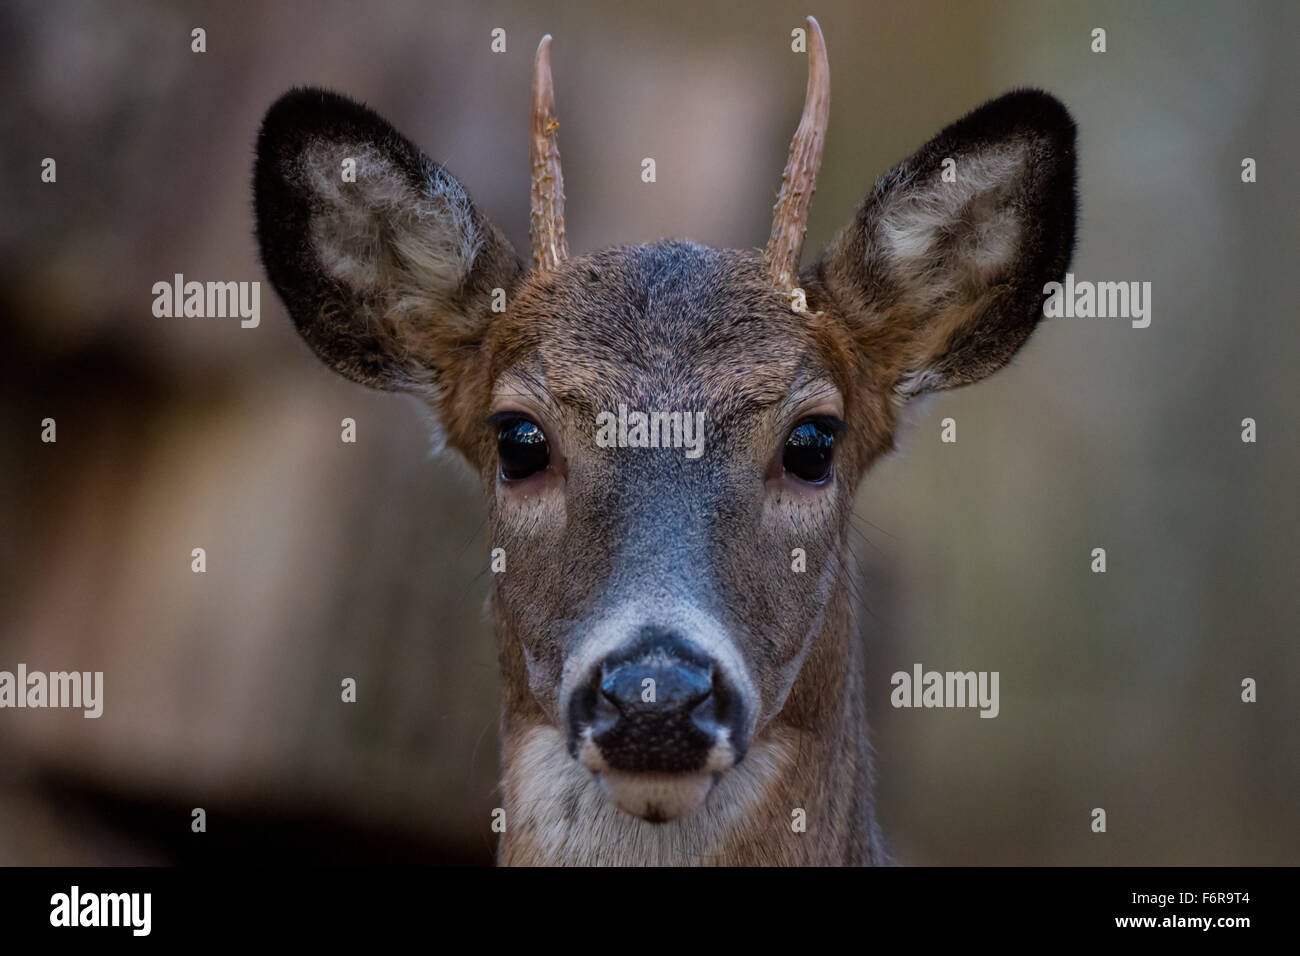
left=253, top=18, right=1076, bottom=865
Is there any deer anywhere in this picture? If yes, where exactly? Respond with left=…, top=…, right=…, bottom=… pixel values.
left=252, top=17, right=1077, bottom=865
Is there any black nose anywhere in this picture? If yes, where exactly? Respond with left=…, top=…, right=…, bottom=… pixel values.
left=567, top=628, right=745, bottom=773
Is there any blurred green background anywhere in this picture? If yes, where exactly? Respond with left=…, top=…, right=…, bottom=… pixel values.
left=0, top=0, right=1295, bottom=864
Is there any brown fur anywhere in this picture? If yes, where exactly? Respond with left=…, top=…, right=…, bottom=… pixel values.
left=253, top=85, right=1076, bottom=865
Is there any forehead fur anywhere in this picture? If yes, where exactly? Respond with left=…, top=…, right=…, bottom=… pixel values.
left=486, top=241, right=852, bottom=417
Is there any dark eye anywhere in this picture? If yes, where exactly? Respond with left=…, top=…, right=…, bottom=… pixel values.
left=492, top=414, right=550, bottom=480
left=783, top=417, right=842, bottom=484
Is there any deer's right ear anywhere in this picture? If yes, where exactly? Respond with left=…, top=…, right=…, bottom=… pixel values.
left=253, top=88, right=522, bottom=394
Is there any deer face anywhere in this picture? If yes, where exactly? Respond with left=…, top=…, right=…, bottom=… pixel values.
left=482, top=244, right=871, bottom=821
left=254, top=21, right=1075, bottom=824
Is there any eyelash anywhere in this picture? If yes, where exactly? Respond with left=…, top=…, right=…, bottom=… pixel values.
left=796, top=414, right=846, bottom=436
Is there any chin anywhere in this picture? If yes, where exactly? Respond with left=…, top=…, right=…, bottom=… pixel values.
left=596, top=770, right=719, bottom=823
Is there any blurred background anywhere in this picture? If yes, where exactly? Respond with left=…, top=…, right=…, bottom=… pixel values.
left=0, top=0, right=1295, bottom=865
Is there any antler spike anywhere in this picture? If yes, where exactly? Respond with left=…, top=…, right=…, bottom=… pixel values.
left=763, top=15, right=830, bottom=300
left=530, top=35, right=568, bottom=272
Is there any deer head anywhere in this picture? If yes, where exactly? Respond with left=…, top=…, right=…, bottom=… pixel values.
left=253, top=17, right=1076, bottom=855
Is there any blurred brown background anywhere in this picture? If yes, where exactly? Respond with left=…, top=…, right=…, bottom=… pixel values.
left=0, top=0, right=1295, bottom=865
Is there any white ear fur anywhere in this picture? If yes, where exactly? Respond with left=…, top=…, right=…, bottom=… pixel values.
left=876, top=145, right=1026, bottom=315
left=296, top=140, right=484, bottom=320
left=816, top=91, right=1077, bottom=402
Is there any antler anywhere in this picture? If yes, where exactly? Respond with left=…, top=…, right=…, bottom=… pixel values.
left=763, top=15, right=830, bottom=304
left=530, top=35, right=568, bottom=272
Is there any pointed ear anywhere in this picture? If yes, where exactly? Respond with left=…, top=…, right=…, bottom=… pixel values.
left=253, top=87, right=522, bottom=395
left=812, top=90, right=1077, bottom=399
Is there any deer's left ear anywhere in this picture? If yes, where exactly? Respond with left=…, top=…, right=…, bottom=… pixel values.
left=811, top=90, right=1077, bottom=399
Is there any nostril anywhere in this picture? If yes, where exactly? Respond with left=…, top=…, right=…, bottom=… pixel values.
left=689, top=688, right=717, bottom=734
left=594, top=685, right=622, bottom=732
left=694, top=667, right=738, bottom=731
left=711, top=667, right=732, bottom=719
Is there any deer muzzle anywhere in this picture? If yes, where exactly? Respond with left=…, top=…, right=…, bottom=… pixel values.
left=565, top=627, right=750, bottom=823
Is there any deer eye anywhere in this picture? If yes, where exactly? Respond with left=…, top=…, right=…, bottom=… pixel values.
left=491, top=414, right=550, bottom=480
left=783, top=417, right=843, bottom=484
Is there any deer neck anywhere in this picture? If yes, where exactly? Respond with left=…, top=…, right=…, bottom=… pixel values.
left=492, top=578, right=883, bottom=866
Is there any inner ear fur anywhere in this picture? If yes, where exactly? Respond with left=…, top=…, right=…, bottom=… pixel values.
left=253, top=87, right=522, bottom=394
left=811, top=89, right=1078, bottom=399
